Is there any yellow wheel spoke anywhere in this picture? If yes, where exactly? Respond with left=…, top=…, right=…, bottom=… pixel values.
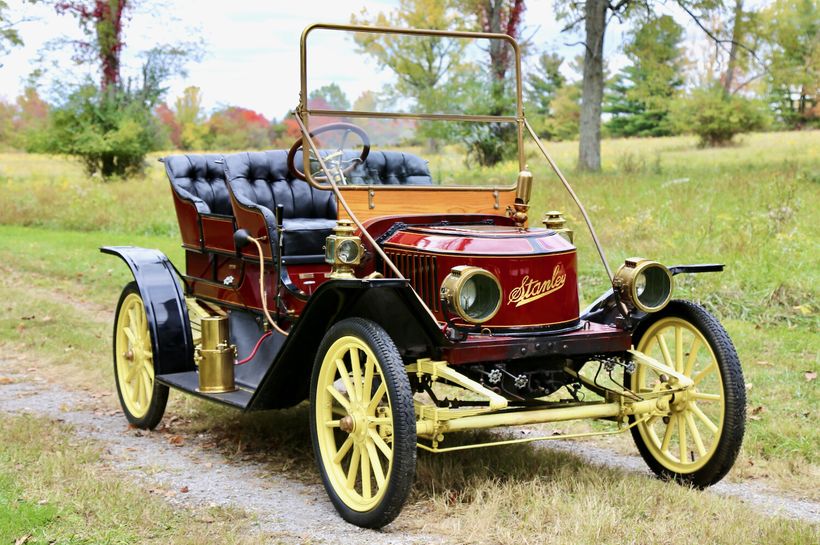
left=368, top=428, right=392, bottom=458
left=333, top=436, right=354, bottom=464
left=141, top=367, right=152, bottom=393
left=325, top=420, right=341, bottom=428
left=692, top=391, right=721, bottom=402
left=686, top=412, right=707, bottom=457
left=123, top=326, right=137, bottom=345
left=128, top=308, right=138, bottom=330
left=350, top=348, right=363, bottom=402
left=657, top=335, right=673, bottom=368
left=661, top=414, right=677, bottom=454
left=360, top=445, right=371, bottom=499
left=366, top=439, right=386, bottom=487
left=693, top=361, right=717, bottom=385
left=684, top=337, right=702, bottom=377
left=369, top=417, right=391, bottom=426
left=335, top=358, right=355, bottom=402
left=678, top=414, right=687, bottom=463
left=675, top=327, right=684, bottom=373
left=367, top=382, right=387, bottom=415
left=690, top=402, right=719, bottom=434
left=346, top=446, right=360, bottom=488
left=326, top=384, right=351, bottom=412
left=125, top=360, right=140, bottom=382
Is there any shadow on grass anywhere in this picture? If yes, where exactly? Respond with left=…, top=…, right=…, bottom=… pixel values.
left=171, top=398, right=629, bottom=501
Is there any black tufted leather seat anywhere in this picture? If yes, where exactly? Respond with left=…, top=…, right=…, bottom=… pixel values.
left=224, top=150, right=432, bottom=258
left=345, top=151, right=433, bottom=186
left=164, top=154, right=232, bottom=216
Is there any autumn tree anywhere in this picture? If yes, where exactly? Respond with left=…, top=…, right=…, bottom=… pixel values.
left=463, top=0, right=527, bottom=165
left=174, top=86, right=207, bottom=150
left=351, top=0, right=470, bottom=114
left=41, top=1, right=198, bottom=176
left=205, top=107, right=271, bottom=150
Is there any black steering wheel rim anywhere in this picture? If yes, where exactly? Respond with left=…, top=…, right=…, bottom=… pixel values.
left=286, top=122, right=371, bottom=182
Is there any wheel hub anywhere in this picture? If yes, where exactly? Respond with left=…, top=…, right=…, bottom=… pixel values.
left=340, top=415, right=355, bottom=433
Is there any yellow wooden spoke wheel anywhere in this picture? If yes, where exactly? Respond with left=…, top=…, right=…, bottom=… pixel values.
left=310, top=318, right=415, bottom=529
left=113, top=282, right=168, bottom=429
left=629, top=301, right=745, bottom=487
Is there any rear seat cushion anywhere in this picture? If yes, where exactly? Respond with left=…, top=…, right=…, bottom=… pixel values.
left=164, top=154, right=232, bottom=215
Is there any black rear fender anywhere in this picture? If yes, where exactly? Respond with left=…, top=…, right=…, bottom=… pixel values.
left=101, top=246, right=195, bottom=375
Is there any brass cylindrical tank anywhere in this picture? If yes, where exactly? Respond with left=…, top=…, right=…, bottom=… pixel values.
left=196, top=316, right=237, bottom=393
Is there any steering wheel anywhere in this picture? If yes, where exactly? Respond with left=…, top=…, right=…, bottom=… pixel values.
left=287, top=122, right=370, bottom=182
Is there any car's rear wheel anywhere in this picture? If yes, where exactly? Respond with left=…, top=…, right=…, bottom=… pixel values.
left=309, top=318, right=416, bottom=528
left=627, top=300, right=745, bottom=487
left=113, top=282, right=168, bottom=429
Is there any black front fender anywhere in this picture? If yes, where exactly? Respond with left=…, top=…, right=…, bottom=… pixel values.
left=248, top=278, right=448, bottom=410
left=101, top=246, right=194, bottom=375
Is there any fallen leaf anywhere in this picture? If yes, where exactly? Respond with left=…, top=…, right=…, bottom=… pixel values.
left=755, top=361, right=772, bottom=366
left=168, top=435, right=185, bottom=446
left=792, top=304, right=813, bottom=316
left=15, top=323, right=25, bottom=334
left=805, top=371, right=817, bottom=382
left=180, top=486, right=189, bottom=493
left=20, top=315, right=35, bottom=321
left=0, top=377, right=15, bottom=385
left=14, top=534, right=31, bottom=545
left=749, top=405, right=766, bottom=421
left=41, top=316, right=52, bottom=323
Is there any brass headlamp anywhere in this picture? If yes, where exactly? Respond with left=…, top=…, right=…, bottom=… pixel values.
left=325, top=220, right=363, bottom=279
left=440, top=266, right=502, bottom=324
left=613, top=257, right=673, bottom=313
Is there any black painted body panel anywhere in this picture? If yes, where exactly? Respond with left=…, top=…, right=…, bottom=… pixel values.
left=101, top=246, right=195, bottom=376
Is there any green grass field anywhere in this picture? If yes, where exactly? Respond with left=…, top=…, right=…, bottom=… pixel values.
left=0, top=130, right=818, bottom=542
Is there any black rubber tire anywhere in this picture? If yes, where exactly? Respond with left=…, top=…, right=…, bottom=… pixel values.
left=113, top=282, right=169, bottom=430
left=309, top=318, right=416, bottom=528
left=627, top=300, right=746, bottom=488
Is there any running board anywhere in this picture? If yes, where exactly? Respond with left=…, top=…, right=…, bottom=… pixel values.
left=157, top=371, right=254, bottom=409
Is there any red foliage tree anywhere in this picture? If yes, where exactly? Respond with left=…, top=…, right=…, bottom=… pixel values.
left=154, top=103, right=181, bottom=148
left=54, top=0, right=130, bottom=90
left=474, top=0, right=526, bottom=81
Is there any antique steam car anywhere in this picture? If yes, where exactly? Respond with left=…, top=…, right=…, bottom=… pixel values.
left=104, top=24, right=746, bottom=528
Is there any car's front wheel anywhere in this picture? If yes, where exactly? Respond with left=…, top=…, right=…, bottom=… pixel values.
left=309, top=318, right=416, bottom=528
left=627, top=300, right=746, bottom=487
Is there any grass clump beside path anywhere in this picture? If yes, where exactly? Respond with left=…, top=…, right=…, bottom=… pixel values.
left=0, top=413, right=259, bottom=544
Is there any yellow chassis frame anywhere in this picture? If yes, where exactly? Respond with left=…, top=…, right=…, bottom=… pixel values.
left=409, top=352, right=693, bottom=453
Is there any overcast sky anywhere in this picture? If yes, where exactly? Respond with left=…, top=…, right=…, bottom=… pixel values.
left=0, top=0, right=727, bottom=120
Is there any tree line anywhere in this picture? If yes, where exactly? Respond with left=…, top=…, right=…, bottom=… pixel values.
left=0, top=0, right=817, bottom=178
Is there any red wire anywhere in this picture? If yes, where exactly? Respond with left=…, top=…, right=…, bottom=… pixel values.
left=235, top=331, right=273, bottom=365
